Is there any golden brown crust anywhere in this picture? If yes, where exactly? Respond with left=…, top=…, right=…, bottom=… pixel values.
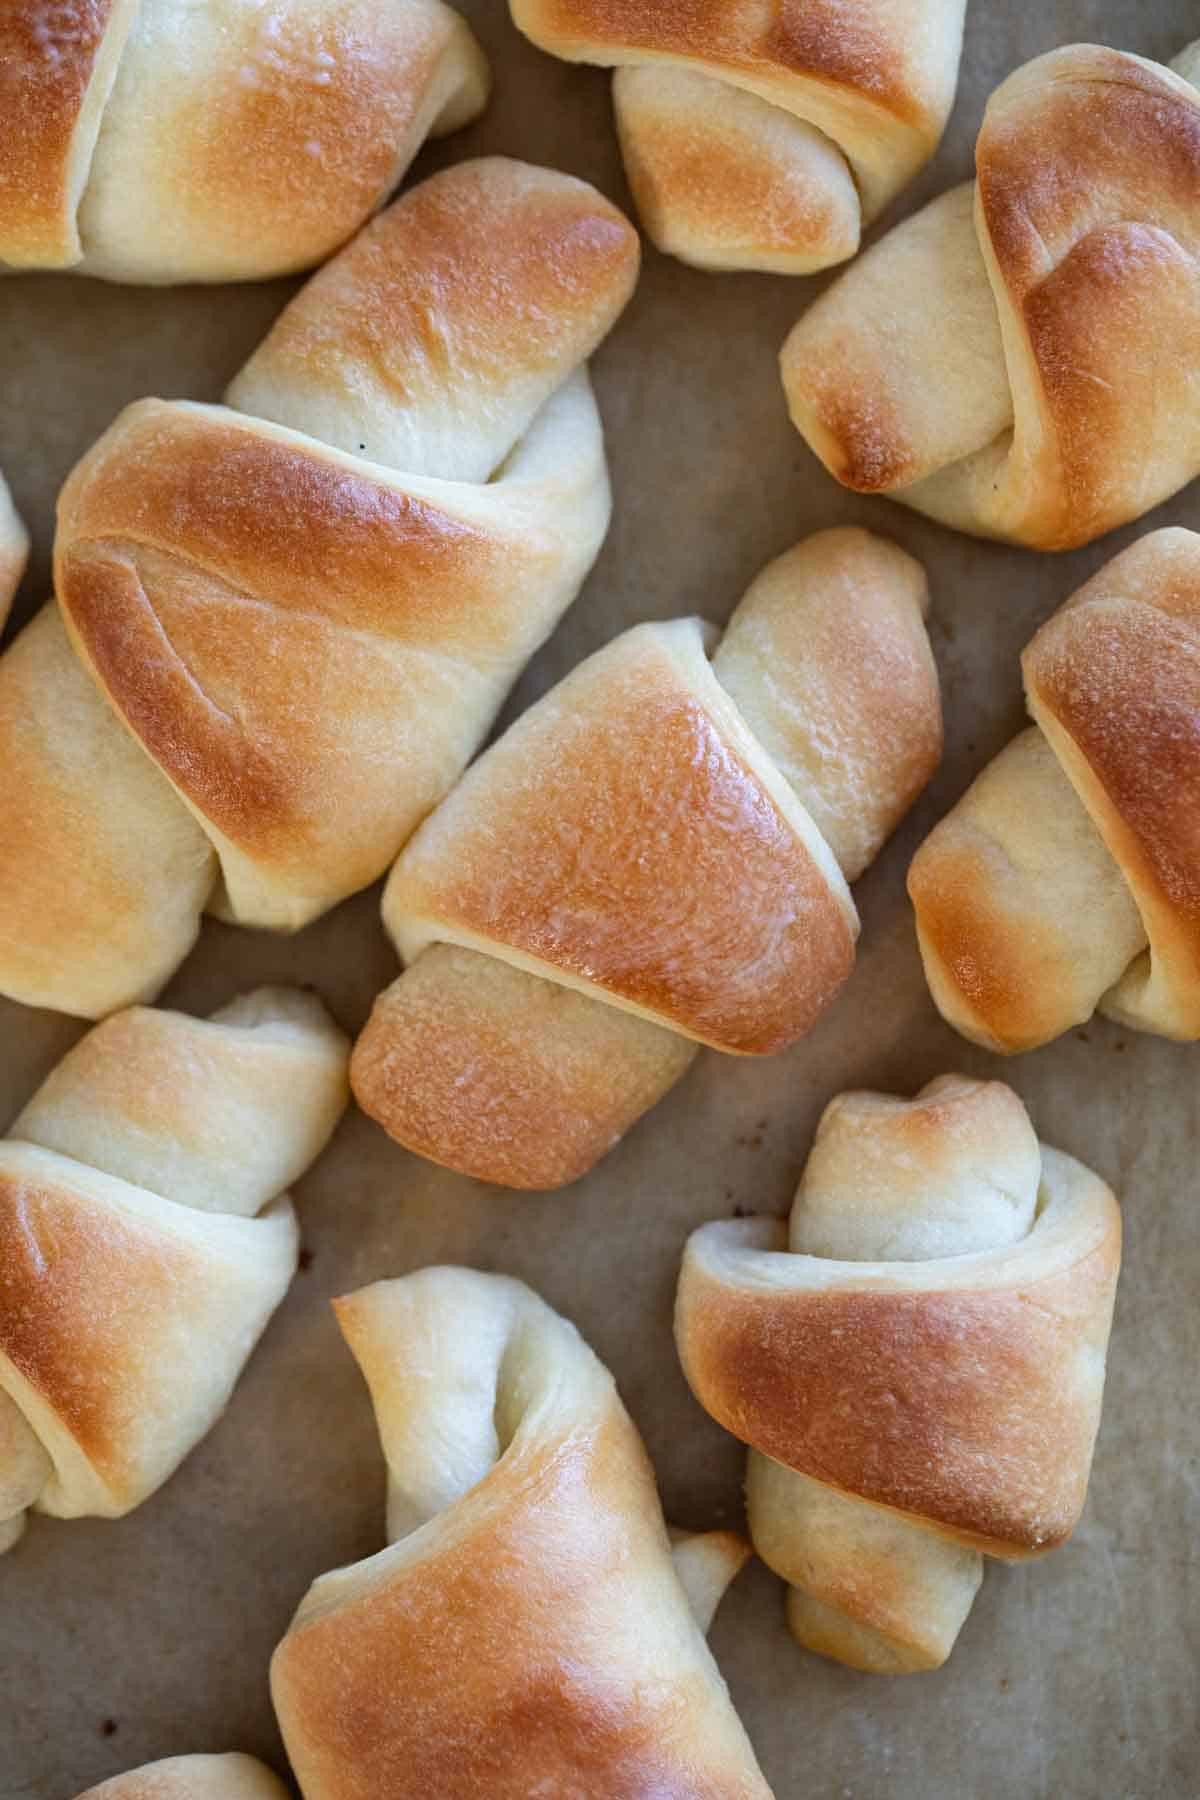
left=911, top=530, right=1200, bottom=1048
left=1024, top=538, right=1200, bottom=1034
left=275, top=1412, right=741, bottom=1798
left=47, top=161, right=636, bottom=939
left=14, top=989, right=350, bottom=1216
left=689, top=1273, right=1106, bottom=1549
left=613, top=65, right=861, bottom=274
left=780, top=181, right=1009, bottom=497
left=513, top=0, right=963, bottom=275
left=358, top=530, right=937, bottom=1187
left=351, top=946, right=698, bottom=1189
left=678, top=1162, right=1121, bottom=1556
left=57, top=408, right=503, bottom=869
left=0, top=991, right=345, bottom=1536
left=514, top=0, right=949, bottom=130
left=908, top=817, right=1088, bottom=1055
left=0, top=1168, right=132, bottom=1475
left=0, top=0, right=131, bottom=268
left=1, top=0, right=489, bottom=282
left=0, top=1145, right=298, bottom=1514
left=975, top=46, right=1200, bottom=549
left=94, top=1, right=485, bottom=282
left=980, top=47, right=1200, bottom=294
left=384, top=619, right=857, bottom=1055
left=907, top=728, right=1152, bottom=1054
left=712, top=528, right=941, bottom=883
left=55, top=397, right=596, bottom=919
left=272, top=1271, right=771, bottom=1798
left=227, top=157, right=639, bottom=478
left=59, top=404, right=499, bottom=645
left=784, top=340, right=921, bottom=495
left=782, top=44, right=1200, bottom=549
left=0, top=604, right=216, bottom=1020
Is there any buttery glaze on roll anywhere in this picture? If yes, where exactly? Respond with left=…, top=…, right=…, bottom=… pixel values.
left=910, top=529, right=1200, bottom=1051
left=0, top=988, right=349, bottom=1551
left=0, top=0, right=488, bottom=283
left=511, top=0, right=965, bottom=274
left=677, top=1076, right=1121, bottom=1673
left=271, top=1269, right=772, bottom=1798
left=783, top=42, right=1200, bottom=550
left=352, top=528, right=942, bottom=1188
left=0, top=159, right=638, bottom=1020
left=75, top=1755, right=287, bottom=1800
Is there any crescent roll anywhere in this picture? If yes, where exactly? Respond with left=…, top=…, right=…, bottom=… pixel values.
left=271, top=1268, right=771, bottom=1797
left=783, top=42, right=1200, bottom=549
left=0, top=158, right=638, bottom=1020
left=352, top=528, right=942, bottom=1187
left=511, top=0, right=966, bottom=273
left=76, top=1755, right=287, bottom=1799
left=910, top=529, right=1200, bottom=1051
left=677, top=1076, right=1121, bottom=1673
left=0, top=988, right=349, bottom=1551
left=0, top=0, right=488, bottom=283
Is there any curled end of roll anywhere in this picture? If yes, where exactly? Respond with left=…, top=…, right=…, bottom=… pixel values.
left=677, top=1102, right=1121, bottom=1585
left=12, top=985, right=350, bottom=1219
left=668, top=1527, right=753, bottom=1634
left=785, top=1584, right=960, bottom=1676
left=713, top=527, right=942, bottom=884
left=614, top=67, right=861, bottom=275
left=748, top=1453, right=983, bottom=1675
left=351, top=947, right=697, bottom=1189
left=276, top=1268, right=774, bottom=1799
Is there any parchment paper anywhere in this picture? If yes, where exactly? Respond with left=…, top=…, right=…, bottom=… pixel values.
left=2, top=4, right=1197, bottom=1796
